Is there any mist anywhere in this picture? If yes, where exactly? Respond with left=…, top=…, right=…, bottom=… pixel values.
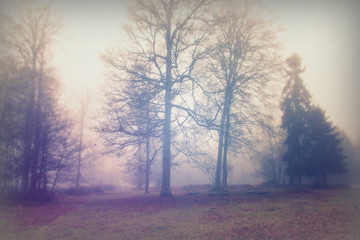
left=1, top=0, right=359, bottom=196
left=1, top=1, right=360, bottom=239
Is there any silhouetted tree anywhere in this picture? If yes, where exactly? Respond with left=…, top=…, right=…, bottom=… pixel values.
left=281, top=53, right=312, bottom=185
left=102, top=0, right=216, bottom=196
left=0, top=62, right=31, bottom=195
left=0, top=0, right=76, bottom=200
left=74, top=90, right=91, bottom=189
left=305, top=106, right=346, bottom=186
left=209, top=1, right=281, bottom=191
left=335, top=130, right=360, bottom=184
left=99, top=67, right=162, bottom=193
left=255, top=122, right=287, bottom=185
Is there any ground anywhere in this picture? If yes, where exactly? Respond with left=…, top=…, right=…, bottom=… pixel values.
left=0, top=185, right=359, bottom=240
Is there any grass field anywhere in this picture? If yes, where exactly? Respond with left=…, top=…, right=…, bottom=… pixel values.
left=0, top=185, right=359, bottom=240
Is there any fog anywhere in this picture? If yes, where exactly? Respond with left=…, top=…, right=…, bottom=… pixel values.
left=57, top=0, right=358, bottom=189
left=1, top=0, right=359, bottom=194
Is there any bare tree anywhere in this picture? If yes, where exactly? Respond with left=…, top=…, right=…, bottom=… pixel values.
left=102, top=0, right=216, bottom=196
left=74, top=90, right=90, bottom=189
left=0, top=62, right=31, bottom=195
left=0, top=0, right=61, bottom=195
left=39, top=97, right=78, bottom=199
left=0, top=0, right=77, bottom=200
left=208, top=1, right=282, bottom=191
left=254, top=122, right=287, bottom=185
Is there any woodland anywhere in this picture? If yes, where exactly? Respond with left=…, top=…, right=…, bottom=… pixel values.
left=0, top=0, right=358, bottom=202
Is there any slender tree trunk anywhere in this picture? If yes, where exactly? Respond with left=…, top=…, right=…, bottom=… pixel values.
left=145, top=130, right=150, bottom=194
left=76, top=119, right=83, bottom=189
left=160, top=6, right=173, bottom=197
left=144, top=103, right=151, bottom=194
left=214, top=112, right=226, bottom=191
left=222, top=111, right=231, bottom=192
left=278, top=164, right=282, bottom=185
left=220, top=81, right=234, bottom=192
left=3, top=139, right=10, bottom=194
left=161, top=65, right=172, bottom=196
left=40, top=155, right=47, bottom=192
left=215, top=84, right=232, bottom=191
left=31, top=74, right=43, bottom=193
left=22, top=71, right=36, bottom=194
left=268, top=133, right=277, bottom=184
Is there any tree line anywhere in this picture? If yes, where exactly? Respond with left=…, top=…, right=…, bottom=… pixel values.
left=0, top=0, right=350, bottom=201
left=0, top=1, right=80, bottom=201
left=99, top=0, right=348, bottom=196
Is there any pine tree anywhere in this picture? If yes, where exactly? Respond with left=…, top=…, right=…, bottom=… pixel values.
left=306, top=106, right=347, bottom=186
left=281, top=54, right=312, bottom=185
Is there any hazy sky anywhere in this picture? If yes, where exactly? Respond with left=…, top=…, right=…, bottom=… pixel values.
left=264, top=0, right=360, bottom=142
left=1, top=0, right=359, bottom=142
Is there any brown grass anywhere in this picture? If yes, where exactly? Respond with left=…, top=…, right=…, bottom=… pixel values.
left=0, top=186, right=359, bottom=240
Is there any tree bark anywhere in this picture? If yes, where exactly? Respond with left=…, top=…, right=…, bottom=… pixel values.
left=221, top=111, right=231, bottom=192
left=215, top=85, right=233, bottom=192
left=22, top=71, right=36, bottom=194
left=160, top=4, right=173, bottom=197
left=31, top=73, right=43, bottom=193
left=145, top=122, right=150, bottom=194
left=268, top=133, right=277, bottom=184
left=214, top=112, right=225, bottom=191
left=76, top=114, right=84, bottom=189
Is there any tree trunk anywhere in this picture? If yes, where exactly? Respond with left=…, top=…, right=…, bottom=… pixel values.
left=322, top=174, right=327, bottom=187
left=145, top=131, right=150, bottom=194
left=76, top=119, right=83, bottom=189
left=214, top=112, right=226, bottom=191
left=268, top=133, right=277, bottom=184
left=278, top=163, right=282, bottom=185
left=31, top=73, right=43, bottom=193
left=221, top=111, right=231, bottom=192
left=214, top=84, right=232, bottom=191
left=289, top=176, right=294, bottom=186
left=160, top=7, right=173, bottom=197
left=22, top=71, right=36, bottom=194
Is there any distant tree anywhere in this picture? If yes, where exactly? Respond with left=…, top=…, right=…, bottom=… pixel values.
left=255, top=122, right=287, bottom=185
left=281, top=53, right=312, bottom=185
left=305, top=106, right=346, bottom=186
left=39, top=100, right=78, bottom=199
left=99, top=65, right=162, bottom=193
left=75, top=90, right=90, bottom=189
left=335, top=131, right=360, bottom=184
left=0, top=62, right=30, bottom=195
left=0, top=0, right=76, bottom=200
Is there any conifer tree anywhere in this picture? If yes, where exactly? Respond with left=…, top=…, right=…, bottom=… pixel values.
left=306, top=106, right=347, bottom=186
left=281, top=53, right=311, bottom=185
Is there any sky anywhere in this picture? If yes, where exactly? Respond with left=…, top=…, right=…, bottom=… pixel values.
left=264, top=0, right=360, bottom=142
left=1, top=0, right=358, bottom=141
left=42, top=0, right=359, bottom=142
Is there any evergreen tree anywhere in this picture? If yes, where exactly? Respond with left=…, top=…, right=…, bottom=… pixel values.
left=306, top=106, right=347, bottom=186
left=281, top=54, right=311, bottom=185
